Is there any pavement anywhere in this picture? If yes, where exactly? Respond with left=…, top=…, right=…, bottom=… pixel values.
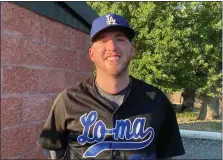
left=173, top=129, right=222, bottom=160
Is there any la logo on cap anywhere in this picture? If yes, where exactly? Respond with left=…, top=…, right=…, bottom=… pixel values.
left=106, top=15, right=117, bottom=25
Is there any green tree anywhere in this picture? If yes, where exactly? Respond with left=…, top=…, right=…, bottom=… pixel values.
left=87, top=2, right=222, bottom=120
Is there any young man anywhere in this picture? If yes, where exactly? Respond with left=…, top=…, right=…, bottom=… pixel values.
left=38, top=13, right=185, bottom=160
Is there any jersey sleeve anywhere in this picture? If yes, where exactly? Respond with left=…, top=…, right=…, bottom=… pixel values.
left=156, top=93, right=185, bottom=158
left=38, top=90, right=70, bottom=150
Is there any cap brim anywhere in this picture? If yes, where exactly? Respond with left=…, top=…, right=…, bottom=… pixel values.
left=91, top=25, right=135, bottom=42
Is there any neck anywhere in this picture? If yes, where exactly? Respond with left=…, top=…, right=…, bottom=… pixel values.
left=95, top=69, right=130, bottom=94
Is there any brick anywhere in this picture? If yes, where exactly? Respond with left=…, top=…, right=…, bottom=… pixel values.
left=36, top=121, right=46, bottom=139
left=65, top=71, right=86, bottom=87
left=39, top=16, right=66, bottom=46
left=75, top=30, right=89, bottom=51
left=1, top=97, right=22, bottom=128
left=23, top=40, right=54, bottom=67
left=85, top=72, right=94, bottom=79
left=7, top=155, right=21, bottom=159
left=2, top=2, right=41, bottom=38
left=22, top=96, right=53, bottom=123
left=2, top=66, right=38, bottom=94
left=1, top=124, right=37, bottom=158
left=1, top=34, right=23, bottom=64
left=20, top=146, right=47, bottom=159
left=65, top=27, right=80, bottom=51
left=38, top=70, right=66, bottom=93
left=65, top=27, right=90, bottom=51
left=52, top=95, right=58, bottom=103
left=77, top=52, right=94, bottom=72
left=54, top=48, right=77, bottom=70
left=83, top=32, right=91, bottom=49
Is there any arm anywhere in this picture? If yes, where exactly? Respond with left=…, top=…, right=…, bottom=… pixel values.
left=156, top=92, right=185, bottom=158
left=38, top=91, right=70, bottom=154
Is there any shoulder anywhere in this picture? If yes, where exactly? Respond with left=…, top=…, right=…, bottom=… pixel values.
left=131, top=76, right=170, bottom=104
left=65, top=77, right=94, bottom=99
left=53, top=77, right=94, bottom=106
left=131, top=76, right=164, bottom=95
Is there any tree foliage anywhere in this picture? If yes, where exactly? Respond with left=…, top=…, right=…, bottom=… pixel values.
left=87, top=2, right=222, bottom=96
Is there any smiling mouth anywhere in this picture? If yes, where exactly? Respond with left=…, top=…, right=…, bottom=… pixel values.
left=106, top=56, right=120, bottom=61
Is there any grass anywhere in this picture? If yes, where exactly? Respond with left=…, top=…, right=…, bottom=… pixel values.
left=176, top=109, right=222, bottom=133
left=176, top=110, right=200, bottom=123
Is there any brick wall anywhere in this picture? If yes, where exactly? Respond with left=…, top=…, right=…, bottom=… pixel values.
left=1, top=2, right=94, bottom=159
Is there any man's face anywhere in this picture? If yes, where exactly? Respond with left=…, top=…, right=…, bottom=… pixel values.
left=89, top=29, right=134, bottom=76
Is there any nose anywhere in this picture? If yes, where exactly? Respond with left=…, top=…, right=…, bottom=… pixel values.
left=106, top=40, right=116, bottom=51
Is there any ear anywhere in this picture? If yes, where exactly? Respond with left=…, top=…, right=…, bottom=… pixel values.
left=89, top=47, right=95, bottom=62
left=130, top=43, right=135, bottom=57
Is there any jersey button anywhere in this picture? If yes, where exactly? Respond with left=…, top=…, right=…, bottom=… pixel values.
left=113, top=150, right=120, bottom=157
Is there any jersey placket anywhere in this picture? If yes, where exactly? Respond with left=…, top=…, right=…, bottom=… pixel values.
left=111, top=89, right=134, bottom=160
left=92, top=77, right=136, bottom=160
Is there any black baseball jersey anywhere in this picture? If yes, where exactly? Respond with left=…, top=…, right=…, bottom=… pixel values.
left=38, top=76, right=185, bottom=159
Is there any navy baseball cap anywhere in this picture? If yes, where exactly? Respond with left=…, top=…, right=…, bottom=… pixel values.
left=90, top=13, right=135, bottom=42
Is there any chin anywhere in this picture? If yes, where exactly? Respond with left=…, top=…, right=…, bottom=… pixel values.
left=107, top=71, right=122, bottom=76
left=96, top=61, right=130, bottom=76
left=105, top=67, right=128, bottom=76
